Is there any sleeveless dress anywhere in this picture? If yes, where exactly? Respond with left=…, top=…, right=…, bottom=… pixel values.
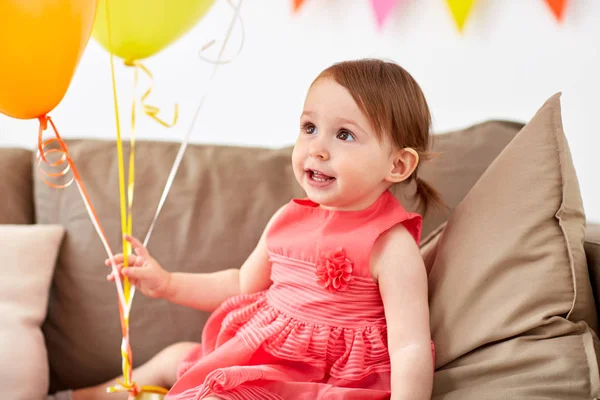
left=166, top=190, right=429, bottom=400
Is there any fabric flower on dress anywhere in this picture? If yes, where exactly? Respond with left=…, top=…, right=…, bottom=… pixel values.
left=315, top=248, right=353, bottom=292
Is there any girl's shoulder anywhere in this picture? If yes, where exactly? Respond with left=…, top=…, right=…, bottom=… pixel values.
left=371, top=191, right=422, bottom=246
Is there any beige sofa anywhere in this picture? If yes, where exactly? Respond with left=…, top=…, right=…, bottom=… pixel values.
left=1, top=93, right=599, bottom=399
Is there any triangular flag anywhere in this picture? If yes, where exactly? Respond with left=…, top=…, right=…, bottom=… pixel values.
left=445, top=0, right=476, bottom=32
left=293, top=0, right=306, bottom=13
left=371, top=0, right=399, bottom=29
left=544, top=0, right=567, bottom=21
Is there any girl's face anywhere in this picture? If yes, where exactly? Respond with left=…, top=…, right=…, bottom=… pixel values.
left=292, top=77, right=399, bottom=211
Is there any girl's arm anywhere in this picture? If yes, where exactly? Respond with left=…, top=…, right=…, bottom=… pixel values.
left=116, top=206, right=286, bottom=312
left=371, top=223, right=433, bottom=400
left=164, top=205, right=286, bottom=311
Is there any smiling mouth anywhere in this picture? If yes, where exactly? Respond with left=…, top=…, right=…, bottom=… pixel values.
left=306, top=169, right=335, bottom=183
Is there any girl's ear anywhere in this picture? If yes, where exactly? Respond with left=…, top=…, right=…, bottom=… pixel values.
left=386, top=148, right=419, bottom=183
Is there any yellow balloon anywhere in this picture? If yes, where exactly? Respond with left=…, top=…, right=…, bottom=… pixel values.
left=93, top=0, right=215, bottom=61
left=0, top=0, right=98, bottom=120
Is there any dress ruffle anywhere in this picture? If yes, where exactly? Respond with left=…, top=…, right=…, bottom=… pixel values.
left=170, top=292, right=392, bottom=400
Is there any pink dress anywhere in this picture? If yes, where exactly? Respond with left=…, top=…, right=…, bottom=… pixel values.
left=166, top=190, right=428, bottom=400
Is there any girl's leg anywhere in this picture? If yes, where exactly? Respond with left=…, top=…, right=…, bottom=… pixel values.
left=72, top=341, right=198, bottom=400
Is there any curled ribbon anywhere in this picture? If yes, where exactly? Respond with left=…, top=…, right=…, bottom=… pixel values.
left=36, top=115, right=127, bottom=310
left=107, top=380, right=168, bottom=398
left=196, top=0, right=245, bottom=66
left=124, top=59, right=179, bottom=128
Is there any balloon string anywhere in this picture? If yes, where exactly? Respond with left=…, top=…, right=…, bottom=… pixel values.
left=104, top=2, right=181, bottom=396
left=142, top=0, right=245, bottom=250
left=105, top=0, right=135, bottom=390
left=126, top=64, right=137, bottom=294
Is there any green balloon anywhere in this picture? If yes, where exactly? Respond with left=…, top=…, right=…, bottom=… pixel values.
left=93, top=0, right=215, bottom=61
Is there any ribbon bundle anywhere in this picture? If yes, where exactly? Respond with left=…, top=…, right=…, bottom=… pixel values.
left=32, top=0, right=244, bottom=398
left=101, top=0, right=245, bottom=397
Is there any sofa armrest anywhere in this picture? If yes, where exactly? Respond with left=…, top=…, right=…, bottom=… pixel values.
left=584, top=223, right=600, bottom=315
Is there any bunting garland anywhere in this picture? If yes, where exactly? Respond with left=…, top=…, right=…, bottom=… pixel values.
left=291, top=0, right=570, bottom=29
left=544, top=0, right=567, bottom=21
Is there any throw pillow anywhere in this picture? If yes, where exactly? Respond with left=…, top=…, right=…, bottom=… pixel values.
left=0, top=225, right=65, bottom=400
left=427, top=93, right=600, bottom=399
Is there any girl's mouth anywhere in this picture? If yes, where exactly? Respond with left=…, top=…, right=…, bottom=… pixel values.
left=306, top=169, right=335, bottom=187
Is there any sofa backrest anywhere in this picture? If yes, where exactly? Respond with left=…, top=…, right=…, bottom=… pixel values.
left=0, top=148, right=34, bottom=224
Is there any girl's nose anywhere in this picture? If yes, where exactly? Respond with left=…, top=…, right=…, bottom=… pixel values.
left=308, top=137, right=330, bottom=161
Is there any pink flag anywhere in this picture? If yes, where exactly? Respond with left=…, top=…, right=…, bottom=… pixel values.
left=371, top=0, right=400, bottom=29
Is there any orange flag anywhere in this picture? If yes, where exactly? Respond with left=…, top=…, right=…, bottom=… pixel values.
left=293, top=0, right=306, bottom=12
left=544, top=0, right=567, bottom=21
left=445, top=0, right=477, bottom=32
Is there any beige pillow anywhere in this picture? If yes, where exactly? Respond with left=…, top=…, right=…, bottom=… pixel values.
left=0, top=225, right=64, bottom=400
left=426, top=93, right=600, bottom=399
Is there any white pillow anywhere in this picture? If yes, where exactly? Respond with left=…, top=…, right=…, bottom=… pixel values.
left=0, top=225, right=64, bottom=400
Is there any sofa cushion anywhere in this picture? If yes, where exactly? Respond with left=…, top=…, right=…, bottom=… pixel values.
left=400, top=120, right=523, bottom=238
left=36, top=120, right=522, bottom=391
left=425, top=93, right=600, bottom=398
left=0, top=148, right=34, bottom=224
left=0, top=225, right=64, bottom=399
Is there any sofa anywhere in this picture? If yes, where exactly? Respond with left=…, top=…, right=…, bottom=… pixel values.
left=1, top=93, right=599, bottom=399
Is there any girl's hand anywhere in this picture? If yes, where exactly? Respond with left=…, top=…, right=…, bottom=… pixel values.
left=105, top=234, right=171, bottom=299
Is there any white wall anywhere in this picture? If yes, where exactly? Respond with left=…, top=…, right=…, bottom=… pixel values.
left=1, top=0, right=599, bottom=220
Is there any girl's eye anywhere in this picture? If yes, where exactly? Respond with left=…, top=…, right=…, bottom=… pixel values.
left=337, top=130, right=355, bottom=141
left=302, top=123, right=317, bottom=135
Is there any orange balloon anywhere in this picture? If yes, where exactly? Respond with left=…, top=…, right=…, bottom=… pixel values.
left=0, top=0, right=98, bottom=120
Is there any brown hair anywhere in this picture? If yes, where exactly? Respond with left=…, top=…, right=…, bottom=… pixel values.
left=315, top=58, right=445, bottom=216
